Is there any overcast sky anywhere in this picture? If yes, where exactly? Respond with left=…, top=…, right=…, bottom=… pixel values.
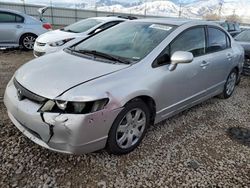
left=0, top=0, right=247, bottom=4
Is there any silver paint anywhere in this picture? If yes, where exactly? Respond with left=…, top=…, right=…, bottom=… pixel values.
left=4, top=19, right=244, bottom=154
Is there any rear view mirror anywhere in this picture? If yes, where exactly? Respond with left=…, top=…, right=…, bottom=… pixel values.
left=169, top=51, right=193, bottom=71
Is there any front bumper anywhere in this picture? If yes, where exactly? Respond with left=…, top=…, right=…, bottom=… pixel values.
left=4, top=79, right=122, bottom=154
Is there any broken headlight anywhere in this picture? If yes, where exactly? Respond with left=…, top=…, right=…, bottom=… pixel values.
left=40, top=98, right=109, bottom=114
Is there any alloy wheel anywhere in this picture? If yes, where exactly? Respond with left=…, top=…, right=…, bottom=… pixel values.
left=116, top=108, right=146, bottom=149
left=226, top=72, right=237, bottom=96
left=23, top=36, right=36, bottom=50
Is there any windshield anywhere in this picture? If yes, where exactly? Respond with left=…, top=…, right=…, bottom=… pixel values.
left=63, top=19, right=102, bottom=33
left=73, top=22, right=175, bottom=61
left=235, top=30, right=250, bottom=42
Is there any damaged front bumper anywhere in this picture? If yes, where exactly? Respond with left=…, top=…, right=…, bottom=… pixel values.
left=4, top=80, right=122, bottom=154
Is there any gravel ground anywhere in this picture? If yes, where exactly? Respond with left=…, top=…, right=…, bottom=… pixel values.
left=0, top=50, right=250, bottom=187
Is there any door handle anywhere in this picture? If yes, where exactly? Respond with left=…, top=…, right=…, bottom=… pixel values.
left=16, top=25, right=22, bottom=29
left=200, top=61, right=210, bottom=68
left=227, top=53, right=233, bottom=61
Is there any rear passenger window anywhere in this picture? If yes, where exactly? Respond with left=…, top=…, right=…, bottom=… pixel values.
left=170, top=27, right=206, bottom=57
left=15, top=15, right=24, bottom=23
left=0, top=12, right=16, bottom=22
left=207, top=27, right=230, bottom=53
left=0, top=12, right=24, bottom=23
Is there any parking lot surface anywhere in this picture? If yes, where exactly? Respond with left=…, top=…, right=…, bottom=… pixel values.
left=0, top=50, right=250, bottom=187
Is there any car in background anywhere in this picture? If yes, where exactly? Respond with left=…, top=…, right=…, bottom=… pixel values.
left=234, top=29, right=250, bottom=75
left=0, top=8, right=52, bottom=50
left=4, top=19, right=244, bottom=155
left=33, top=17, right=126, bottom=57
left=216, top=21, right=241, bottom=37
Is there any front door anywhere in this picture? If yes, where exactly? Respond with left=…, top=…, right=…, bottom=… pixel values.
left=153, top=26, right=212, bottom=119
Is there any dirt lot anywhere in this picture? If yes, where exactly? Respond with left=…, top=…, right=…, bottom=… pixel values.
left=0, top=50, right=250, bottom=187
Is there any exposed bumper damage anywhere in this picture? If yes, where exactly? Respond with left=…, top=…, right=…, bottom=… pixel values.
left=4, top=80, right=122, bottom=154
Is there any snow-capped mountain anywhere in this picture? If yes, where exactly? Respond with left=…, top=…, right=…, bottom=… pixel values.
left=98, top=0, right=250, bottom=21
left=1, top=0, right=250, bottom=22
left=98, top=1, right=179, bottom=17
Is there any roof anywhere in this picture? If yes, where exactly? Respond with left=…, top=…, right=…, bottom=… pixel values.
left=0, top=8, right=25, bottom=16
left=90, top=16, right=126, bottom=22
left=132, top=18, right=215, bottom=26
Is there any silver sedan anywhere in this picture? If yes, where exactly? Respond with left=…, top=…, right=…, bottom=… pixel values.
left=0, top=8, right=51, bottom=50
left=4, top=18, right=244, bottom=155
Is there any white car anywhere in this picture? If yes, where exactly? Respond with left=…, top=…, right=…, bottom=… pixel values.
left=33, top=17, right=125, bottom=57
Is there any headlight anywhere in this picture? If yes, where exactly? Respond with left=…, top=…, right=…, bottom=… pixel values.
left=49, top=38, right=74, bottom=47
left=40, top=98, right=109, bottom=114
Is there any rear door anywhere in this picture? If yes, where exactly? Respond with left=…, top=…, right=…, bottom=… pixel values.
left=0, top=11, right=25, bottom=44
left=205, top=26, right=233, bottom=92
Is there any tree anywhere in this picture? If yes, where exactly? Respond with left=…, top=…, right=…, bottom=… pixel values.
left=226, top=14, right=241, bottom=23
left=203, top=13, right=220, bottom=21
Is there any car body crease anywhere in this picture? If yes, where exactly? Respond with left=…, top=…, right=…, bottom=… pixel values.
left=56, top=65, right=131, bottom=98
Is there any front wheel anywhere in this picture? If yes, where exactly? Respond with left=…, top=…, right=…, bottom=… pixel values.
left=218, top=69, right=237, bottom=99
left=106, top=99, right=150, bottom=155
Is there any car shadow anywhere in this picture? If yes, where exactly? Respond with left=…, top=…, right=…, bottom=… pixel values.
left=227, top=127, right=250, bottom=147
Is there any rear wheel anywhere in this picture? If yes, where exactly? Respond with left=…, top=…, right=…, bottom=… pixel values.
left=218, top=69, right=237, bottom=99
left=20, top=34, right=37, bottom=50
left=107, top=99, right=150, bottom=155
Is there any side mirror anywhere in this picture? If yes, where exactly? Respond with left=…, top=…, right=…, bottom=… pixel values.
left=169, top=51, right=193, bottom=71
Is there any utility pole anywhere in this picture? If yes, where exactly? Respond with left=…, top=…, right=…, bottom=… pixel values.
left=144, top=0, right=147, bottom=17
left=20, top=0, right=26, bottom=14
left=74, top=0, right=77, bottom=22
left=50, top=0, right=54, bottom=26
left=218, top=1, right=223, bottom=19
left=178, top=2, right=182, bottom=18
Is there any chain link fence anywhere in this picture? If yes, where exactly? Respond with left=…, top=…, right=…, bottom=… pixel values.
left=0, top=2, right=164, bottom=27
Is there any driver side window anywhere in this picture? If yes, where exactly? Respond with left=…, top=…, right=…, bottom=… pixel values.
left=153, top=27, right=206, bottom=67
left=170, top=27, right=206, bottom=57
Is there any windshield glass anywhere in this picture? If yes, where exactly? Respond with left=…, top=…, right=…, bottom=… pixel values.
left=235, top=30, right=250, bottom=42
left=63, top=19, right=102, bottom=33
left=73, top=22, right=175, bottom=61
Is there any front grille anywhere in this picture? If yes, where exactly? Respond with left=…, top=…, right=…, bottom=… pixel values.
left=36, top=42, right=46, bottom=46
left=13, top=79, right=46, bottom=103
left=34, top=51, right=45, bottom=57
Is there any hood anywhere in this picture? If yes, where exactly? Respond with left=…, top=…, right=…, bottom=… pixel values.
left=15, top=51, right=129, bottom=99
left=36, top=29, right=87, bottom=43
left=237, top=41, right=250, bottom=52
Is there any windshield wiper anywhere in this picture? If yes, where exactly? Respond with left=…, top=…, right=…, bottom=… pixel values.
left=73, top=49, right=130, bottom=64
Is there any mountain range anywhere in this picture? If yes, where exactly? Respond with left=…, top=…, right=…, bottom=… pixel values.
left=1, top=0, right=250, bottom=22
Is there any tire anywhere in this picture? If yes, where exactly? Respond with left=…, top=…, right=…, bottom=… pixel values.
left=20, top=34, right=37, bottom=51
left=236, top=75, right=241, bottom=85
left=218, top=69, right=237, bottom=99
left=106, top=99, right=150, bottom=155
